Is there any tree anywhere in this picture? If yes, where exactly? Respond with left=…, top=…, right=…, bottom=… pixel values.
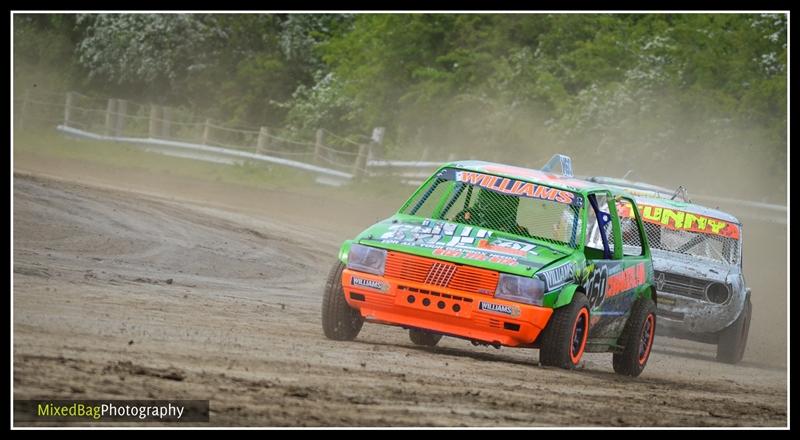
left=75, top=14, right=225, bottom=102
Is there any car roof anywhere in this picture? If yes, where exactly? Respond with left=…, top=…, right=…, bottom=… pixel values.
left=443, top=160, right=613, bottom=194
left=584, top=176, right=741, bottom=224
left=585, top=176, right=678, bottom=198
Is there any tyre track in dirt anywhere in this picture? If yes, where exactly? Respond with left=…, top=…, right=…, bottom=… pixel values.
left=13, top=173, right=787, bottom=427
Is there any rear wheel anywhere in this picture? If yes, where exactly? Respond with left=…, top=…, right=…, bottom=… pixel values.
left=409, top=329, right=442, bottom=347
left=539, top=293, right=590, bottom=369
left=716, top=297, right=751, bottom=364
left=321, top=261, right=363, bottom=341
left=613, top=298, right=656, bottom=377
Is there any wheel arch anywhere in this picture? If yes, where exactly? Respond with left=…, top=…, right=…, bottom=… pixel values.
left=553, top=284, right=586, bottom=309
left=648, top=284, right=657, bottom=307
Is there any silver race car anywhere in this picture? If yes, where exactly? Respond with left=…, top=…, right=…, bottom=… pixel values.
left=586, top=176, right=751, bottom=364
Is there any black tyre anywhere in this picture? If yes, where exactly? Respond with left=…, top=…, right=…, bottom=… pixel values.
left=716, top=296, right=752, bottom=364
left=409, top=329, right=442, bottom=347
left=321, top=261, right=363, bottom=341
left=539, top=292, right=590, bottom=369
left=613, top=297, right=656, bottom=377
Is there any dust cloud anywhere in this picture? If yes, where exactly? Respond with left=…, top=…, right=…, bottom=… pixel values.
left=398, top=102, right=787, bottom=366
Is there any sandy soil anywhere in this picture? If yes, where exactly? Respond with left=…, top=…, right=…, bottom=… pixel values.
left=13, top=153, right=788, bottom=427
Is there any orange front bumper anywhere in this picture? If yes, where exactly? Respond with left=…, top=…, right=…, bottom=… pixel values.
left=342, top=268, right=553, bottom=347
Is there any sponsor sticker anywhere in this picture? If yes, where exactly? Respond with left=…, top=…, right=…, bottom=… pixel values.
left=605, top=262, right=646, bottom=299
left=453, top=170, right=578, bottom=206
left=376, top=220, right=545, bottom=267
left=617, top=202, right=740, bottom=239
left=658, top=296, right=677, bottom=306
left=479, top=301, right=520, bottom=317
left=538, top=262, right=573, bottom=292
left=350, top=276, right=389, bottom=293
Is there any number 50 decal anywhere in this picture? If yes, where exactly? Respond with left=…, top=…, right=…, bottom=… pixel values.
left=584, top=264, right=608, bottom=310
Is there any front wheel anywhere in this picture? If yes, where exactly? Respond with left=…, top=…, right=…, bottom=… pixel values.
left=321, top=261, right=363, bottom=341
left=409, top=329, right=442, bottom=347
left=539, top=292, right=590, bottom=369
left=613, top=297, right=656, bottom=377
left=716, top=296, right=751, bottom=364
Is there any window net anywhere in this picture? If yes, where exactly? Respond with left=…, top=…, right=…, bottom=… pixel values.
left=614, top=200, right=739, bottom=264
left=402, top=169, right=583, bottom=248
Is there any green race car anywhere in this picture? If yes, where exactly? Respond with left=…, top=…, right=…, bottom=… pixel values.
left=323, top=160, right=658, bottom=376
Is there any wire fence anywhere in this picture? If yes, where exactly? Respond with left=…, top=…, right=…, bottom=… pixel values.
left=13, top=88, right=392, bottom=179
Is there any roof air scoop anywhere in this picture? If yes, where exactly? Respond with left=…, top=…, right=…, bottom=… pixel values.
left=541, top=154, right=573, bottom=177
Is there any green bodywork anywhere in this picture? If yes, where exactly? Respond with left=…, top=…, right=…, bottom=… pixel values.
left=339, top=161, right=655, bottom=351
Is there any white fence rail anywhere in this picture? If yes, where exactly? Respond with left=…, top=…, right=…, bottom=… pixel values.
left=56, top=125, right=355, bottom=179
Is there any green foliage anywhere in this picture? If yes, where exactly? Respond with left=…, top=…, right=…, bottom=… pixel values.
left=75, top=14, right=223, bottom=99
left=318, top=14, right=784, bottom=161
left=284, top=72, right=357, bottom=134
left=13, top=14, right=84, bottom=93
left=14, top=13, right=787, bottom=200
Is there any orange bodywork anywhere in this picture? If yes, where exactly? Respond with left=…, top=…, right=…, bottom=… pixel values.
left=341, top=252, right=553, bottom=347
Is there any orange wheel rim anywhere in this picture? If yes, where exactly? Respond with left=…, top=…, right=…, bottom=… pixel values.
left=570, top=308, right=589, bottom=364
left=638, top=313, right=655, bottom=365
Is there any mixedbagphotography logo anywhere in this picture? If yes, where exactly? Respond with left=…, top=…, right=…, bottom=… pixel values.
left=14, top=400, right=210, bottom=423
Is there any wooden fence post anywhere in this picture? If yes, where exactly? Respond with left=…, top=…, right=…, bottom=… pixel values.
left=314, top=129, right=324, bottom=164
left=367, top=127, right=385, bottom=169
left=257, top=127, right=269, bottom=155
left=115, top=99, right=127, bottom=136
left=420, top=145, right=431, bottom=162
left=148, top=105, right=160, bottom=138
left=64, top=92, right=75, bottom=128
left=161, top=106, right=171, bottom=139
left=352, top=144, right=368, bottom=181
left=104, top=98, right=117, bottom=135
left=202, top=119, right=211, bottom=145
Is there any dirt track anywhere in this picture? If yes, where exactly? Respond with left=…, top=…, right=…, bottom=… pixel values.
left=13, top=163, right=787, bottom=426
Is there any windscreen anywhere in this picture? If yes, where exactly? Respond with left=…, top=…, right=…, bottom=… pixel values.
left=402, top=168, right=583, bottom=248
left=642, top=222, right=739, bottom=264
left=617, top=201, right=740, bottom=265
